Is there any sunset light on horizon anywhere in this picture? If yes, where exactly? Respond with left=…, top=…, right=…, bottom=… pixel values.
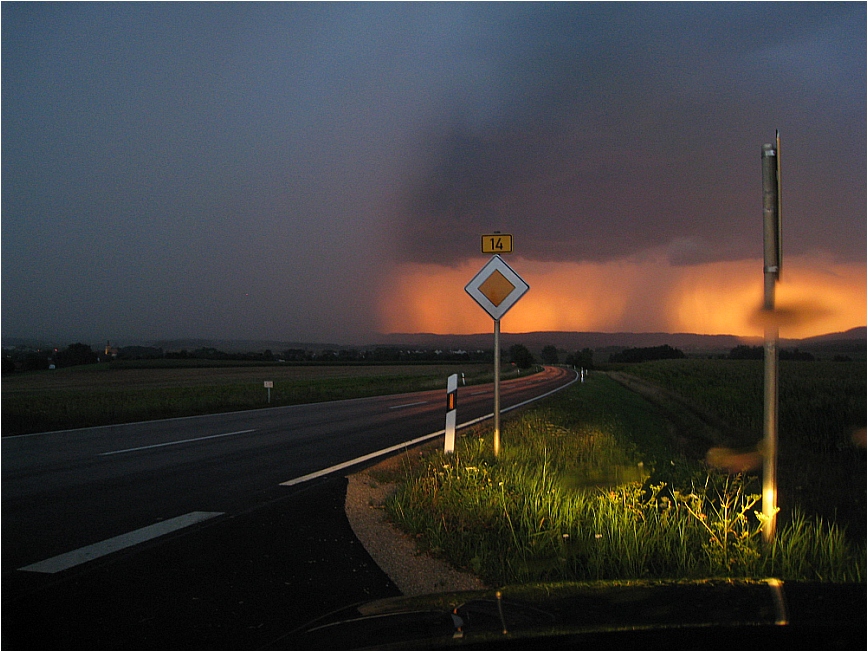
left=379, top=253, right=866, bottom=340
left=4, top=4, right=863, bottom=345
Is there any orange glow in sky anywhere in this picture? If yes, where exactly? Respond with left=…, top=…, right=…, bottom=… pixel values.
left=378, top=253, right=866, bottom=339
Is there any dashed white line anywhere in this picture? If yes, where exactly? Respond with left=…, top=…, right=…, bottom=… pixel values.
left=18, top=511, right=224, bottom=573
left=99, top=429, right=256, bottom=456
left=388, top=401, right=427, bottom=410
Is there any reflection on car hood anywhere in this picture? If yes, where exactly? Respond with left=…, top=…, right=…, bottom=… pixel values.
left=279, top=579, right=866, bottom=650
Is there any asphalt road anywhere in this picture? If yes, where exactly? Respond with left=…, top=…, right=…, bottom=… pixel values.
left=2, top=366, right=577, bottom=648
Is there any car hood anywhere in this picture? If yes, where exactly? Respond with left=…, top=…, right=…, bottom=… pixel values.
left=277, top=579, right=865, bottom=650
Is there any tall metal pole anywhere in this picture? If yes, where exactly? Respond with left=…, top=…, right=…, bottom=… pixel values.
left=761, top=133, right=781, bottom=543
left=493, top=318, right=501, bottom=457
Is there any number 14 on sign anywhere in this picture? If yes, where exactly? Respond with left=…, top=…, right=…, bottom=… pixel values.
left=481, top=233, right=513, bottom=254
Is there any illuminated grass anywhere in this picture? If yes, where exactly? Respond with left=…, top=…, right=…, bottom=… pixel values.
left=613, top=359, right=867, bottom=541
left=385, top=373, right=865, bottom=586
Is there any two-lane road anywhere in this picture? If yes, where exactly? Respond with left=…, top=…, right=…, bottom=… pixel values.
left=2, top=366, right=577, bottom=581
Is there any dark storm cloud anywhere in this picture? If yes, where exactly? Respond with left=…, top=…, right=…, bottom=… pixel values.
left=2, top=2, right=864, bottom=343
left=393, top=2, right=866, bottom=266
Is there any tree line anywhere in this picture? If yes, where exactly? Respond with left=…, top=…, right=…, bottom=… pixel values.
left=3, top=342, right=497, bottom=372
left=5, top=340, right=844, bottom=375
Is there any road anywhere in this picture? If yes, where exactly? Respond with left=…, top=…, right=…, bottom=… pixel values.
left=2, top=366, right=577, bottom=588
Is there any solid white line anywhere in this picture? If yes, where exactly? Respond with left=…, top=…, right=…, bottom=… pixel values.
left=99, top=429, right=256, bottom=456
left=18, top=511, right=224, bottom=573
left=500, top=370, right=579, bottom=414
left=279, top=369, right=579, bottom=487
left=388, top=401, right=427, bottom=410
left=279, top=428, right=449, bottom=487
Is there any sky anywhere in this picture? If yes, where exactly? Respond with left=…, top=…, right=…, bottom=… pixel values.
left=3, top=2, right=865, bottom=345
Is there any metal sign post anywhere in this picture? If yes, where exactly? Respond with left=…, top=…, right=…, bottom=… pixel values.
left=761, top=131, right=782, bottom=543
left=264, top=380, right=274, bottom=403
left=493, top=319, right=501, bottom=456
left=465, top=254, right=529, bottom=457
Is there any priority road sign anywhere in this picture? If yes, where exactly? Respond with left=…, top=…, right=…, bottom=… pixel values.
left=464, top=255, right=528, bottom=458
left=465, top=255, right=529, bottom=321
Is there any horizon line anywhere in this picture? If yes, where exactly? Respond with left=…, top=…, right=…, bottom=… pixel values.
left=3, top=326, right=865, bottom=349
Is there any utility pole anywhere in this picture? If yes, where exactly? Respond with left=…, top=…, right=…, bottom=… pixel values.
left=761, top=131, right=782, bottom=543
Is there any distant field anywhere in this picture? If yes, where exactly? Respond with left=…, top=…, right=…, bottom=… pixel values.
left=607, top=358, right=866, bottom=542
left=2, top=362, right=491, bottom=393
left=613, top=359, right=866, bottom=453
left=2, top=362, right=493, bottom=436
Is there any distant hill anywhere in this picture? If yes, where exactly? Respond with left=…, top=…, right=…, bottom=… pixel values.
left=368, top=331, right=750, bottom=355
left=4, top=327, right=864, bottom=358
left=793, top=326, right=866, bottom=344
left=783, top=327, right=867, bottom=355
left=148, top=339, right=346, bottom=354
left=369, top=328, right=866, bottom=358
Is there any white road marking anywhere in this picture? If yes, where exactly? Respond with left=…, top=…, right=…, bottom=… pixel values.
left=280, top=369, right=579, bottom=487
left=18, top=511, right=224, bottom=574
left=388, top=401, right=427, bottom=410
left=280, top=429, right=453, bottom=487
left=99, top=429, right=256, bottom=456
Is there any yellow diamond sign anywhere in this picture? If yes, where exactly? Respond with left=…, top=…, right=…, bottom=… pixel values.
left=465, top=255, right=529, bottom=320
left=478, top=269, right=515, bottom=307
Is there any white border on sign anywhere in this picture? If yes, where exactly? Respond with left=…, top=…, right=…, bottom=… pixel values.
left=465, top=255, right=530, bottom=321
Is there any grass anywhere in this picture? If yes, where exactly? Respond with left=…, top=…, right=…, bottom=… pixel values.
left=1, top=362, right=497, bottom=436
left=383, top=370, right=865, bottom=587
left=607, top=358, right=867, bottom=541
left=616, top=359, right=866, bottom=453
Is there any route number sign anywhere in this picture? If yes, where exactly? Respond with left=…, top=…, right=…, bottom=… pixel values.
left=481, top=233, right=513, bottom=254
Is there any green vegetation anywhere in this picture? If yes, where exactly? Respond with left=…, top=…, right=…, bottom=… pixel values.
left=612, top=359, right=865, bottom=447
left=383, top=367, right=865, bottom=587
left=2, top=363, right=502, bottom=436
left=613, top=359, right=866, bottom=533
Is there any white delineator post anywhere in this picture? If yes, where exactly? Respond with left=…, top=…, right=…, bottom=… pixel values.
left=444, top=373, right=458, bottom=453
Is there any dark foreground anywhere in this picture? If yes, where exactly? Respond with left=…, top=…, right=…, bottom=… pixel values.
left=2, top=476, right=400, bottom=649
left=4, top=471, right=865, bottom=651
left=288, top=579, right=866, bottom=650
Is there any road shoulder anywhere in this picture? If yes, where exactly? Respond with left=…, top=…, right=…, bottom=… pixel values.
left=345, top=452, right=488, bottom=596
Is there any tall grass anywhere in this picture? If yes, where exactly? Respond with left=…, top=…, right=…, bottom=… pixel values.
left=610, top=359, right=867, bottom=540
left=385, top=373, right=864, bottom=587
